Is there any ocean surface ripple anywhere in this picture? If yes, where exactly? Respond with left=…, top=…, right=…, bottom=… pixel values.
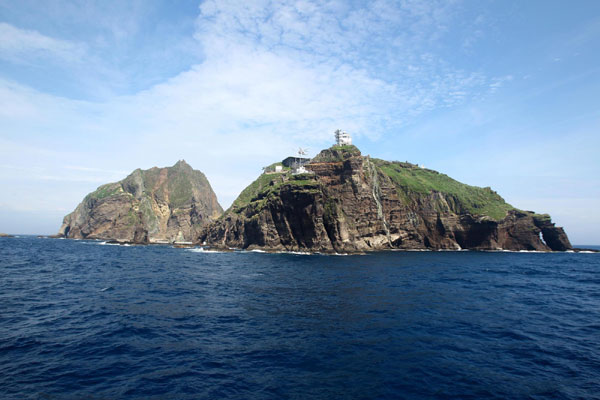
left=1, top=237, right=599, bottom=399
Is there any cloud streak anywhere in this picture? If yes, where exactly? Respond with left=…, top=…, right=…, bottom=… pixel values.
left=0, top=0, right=499, bottom=217
left=195, top=0, right=490, bottom=124
left=0, top=22, right=86, bottom=63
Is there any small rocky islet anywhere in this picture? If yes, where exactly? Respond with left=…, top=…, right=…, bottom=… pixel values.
left=58, top=160, right=222, bottom=244
left=58, top=145, right=571, bottom=252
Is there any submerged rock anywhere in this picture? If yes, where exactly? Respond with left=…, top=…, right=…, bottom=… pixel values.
left=58, top=160, right=222, bottom=244
left=200, top=146, right=571, bottom=252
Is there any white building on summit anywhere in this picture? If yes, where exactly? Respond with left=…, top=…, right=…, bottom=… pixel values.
left=334, top=129, right=352, bottom=146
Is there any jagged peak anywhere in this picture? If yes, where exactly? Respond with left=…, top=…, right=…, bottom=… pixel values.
left=172, top=159, right=191, bottom=169
left=58, top=159, right=223, bottom=242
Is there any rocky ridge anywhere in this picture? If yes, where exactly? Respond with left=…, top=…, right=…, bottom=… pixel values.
left=58, top=160, right=222, bottom=243
left=200, top=146, right=571, bottom=252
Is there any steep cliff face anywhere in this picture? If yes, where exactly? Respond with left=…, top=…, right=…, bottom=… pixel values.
left=59, top=160, right=222, bottom=243
left=200, top=146, right=571, bottom=252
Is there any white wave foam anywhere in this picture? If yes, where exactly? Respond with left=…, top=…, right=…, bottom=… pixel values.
left=186, top=247, right=225, bottom=254
left=240, top=273, right=265, bottom=278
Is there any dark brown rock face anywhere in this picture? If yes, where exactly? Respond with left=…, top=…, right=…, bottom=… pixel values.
left=58, top=160, right=222, bottom=243
left=200, top=147, right=571, bottom=252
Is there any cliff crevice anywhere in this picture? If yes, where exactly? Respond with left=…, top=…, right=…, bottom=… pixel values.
left=200, top=146, right=571, bottom=252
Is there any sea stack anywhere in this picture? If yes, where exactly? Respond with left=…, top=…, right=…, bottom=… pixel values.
left=200, top=139, right=571, bottom=253
left=58, top=160, right=222, bottom=244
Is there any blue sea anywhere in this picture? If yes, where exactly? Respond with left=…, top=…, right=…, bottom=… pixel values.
left=1, top=237, right=599, bottom=399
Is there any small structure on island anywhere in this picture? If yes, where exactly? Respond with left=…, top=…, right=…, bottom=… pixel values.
left=262, top=164, right=284, bottom=174
left=263, top=148, right=312, bottom=175
left=291, top=148, right=310, bottom=174
left=282, top=156, right=310, bottom=168
left=334, top=129, right=352, bottom=146
left=282, top=148, right=311, bottom=174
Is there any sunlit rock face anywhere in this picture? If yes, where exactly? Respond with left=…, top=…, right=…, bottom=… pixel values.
left=58, top=160, right=222, bottom=244
left=200, top=146, right=571, bottom=253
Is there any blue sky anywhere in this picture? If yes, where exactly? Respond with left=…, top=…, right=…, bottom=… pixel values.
left=0, top=0, right=599, bottom=244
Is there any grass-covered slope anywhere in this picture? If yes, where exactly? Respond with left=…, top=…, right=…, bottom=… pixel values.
left=228, top=172, right=320, bottom=215
left=372, top=159, right=514, bottom=220
left=226, top=145, right=359, bottom=216
left=227, top=147, right=514, bottom=222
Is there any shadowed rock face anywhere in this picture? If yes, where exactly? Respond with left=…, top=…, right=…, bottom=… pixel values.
left=58, top=160, right=222, bottom=243
left=200, top=146, right=571, bottom=252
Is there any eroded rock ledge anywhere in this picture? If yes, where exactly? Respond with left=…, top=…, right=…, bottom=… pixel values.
left=200, top=146, right=571, bottom=253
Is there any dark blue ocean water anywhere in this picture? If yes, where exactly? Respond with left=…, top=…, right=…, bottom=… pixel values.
left=1, top=237, right=599, bottom=400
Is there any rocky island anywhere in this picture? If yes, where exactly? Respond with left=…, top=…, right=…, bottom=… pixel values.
left=200, top=145, right=571, bottom=253
left=57, top=136, right=572, bottom=252
left=58, top=160, right=222, bottom=244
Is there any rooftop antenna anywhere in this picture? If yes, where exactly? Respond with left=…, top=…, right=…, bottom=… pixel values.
left=293, top=147, right=309, bottom=172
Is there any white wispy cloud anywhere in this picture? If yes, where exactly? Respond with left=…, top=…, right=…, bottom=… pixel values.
left=0, top=0, right=526, bottom=234
left=184, top=0, right=495, bottom=147
left=488, top=75, right=513, bottom=93
left=0, top=0, right=499, bottom=214
left=0, top=22, right=86, bottom=63
left=195, top=0, right=489, bottom=120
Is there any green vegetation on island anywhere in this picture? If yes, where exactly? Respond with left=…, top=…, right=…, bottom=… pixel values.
left=59, top=160, right=223, bottom=243
left=372, top=159, right=514, bottom=220
left=202, top=143, right=572, bottom=252
left=86, top=183, right=122, bottom=201
left=229, top=145, right=514, bottom=221
left=229, top=172, right=319, bottom=215
left=312, top=144, right=361, bottom=162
